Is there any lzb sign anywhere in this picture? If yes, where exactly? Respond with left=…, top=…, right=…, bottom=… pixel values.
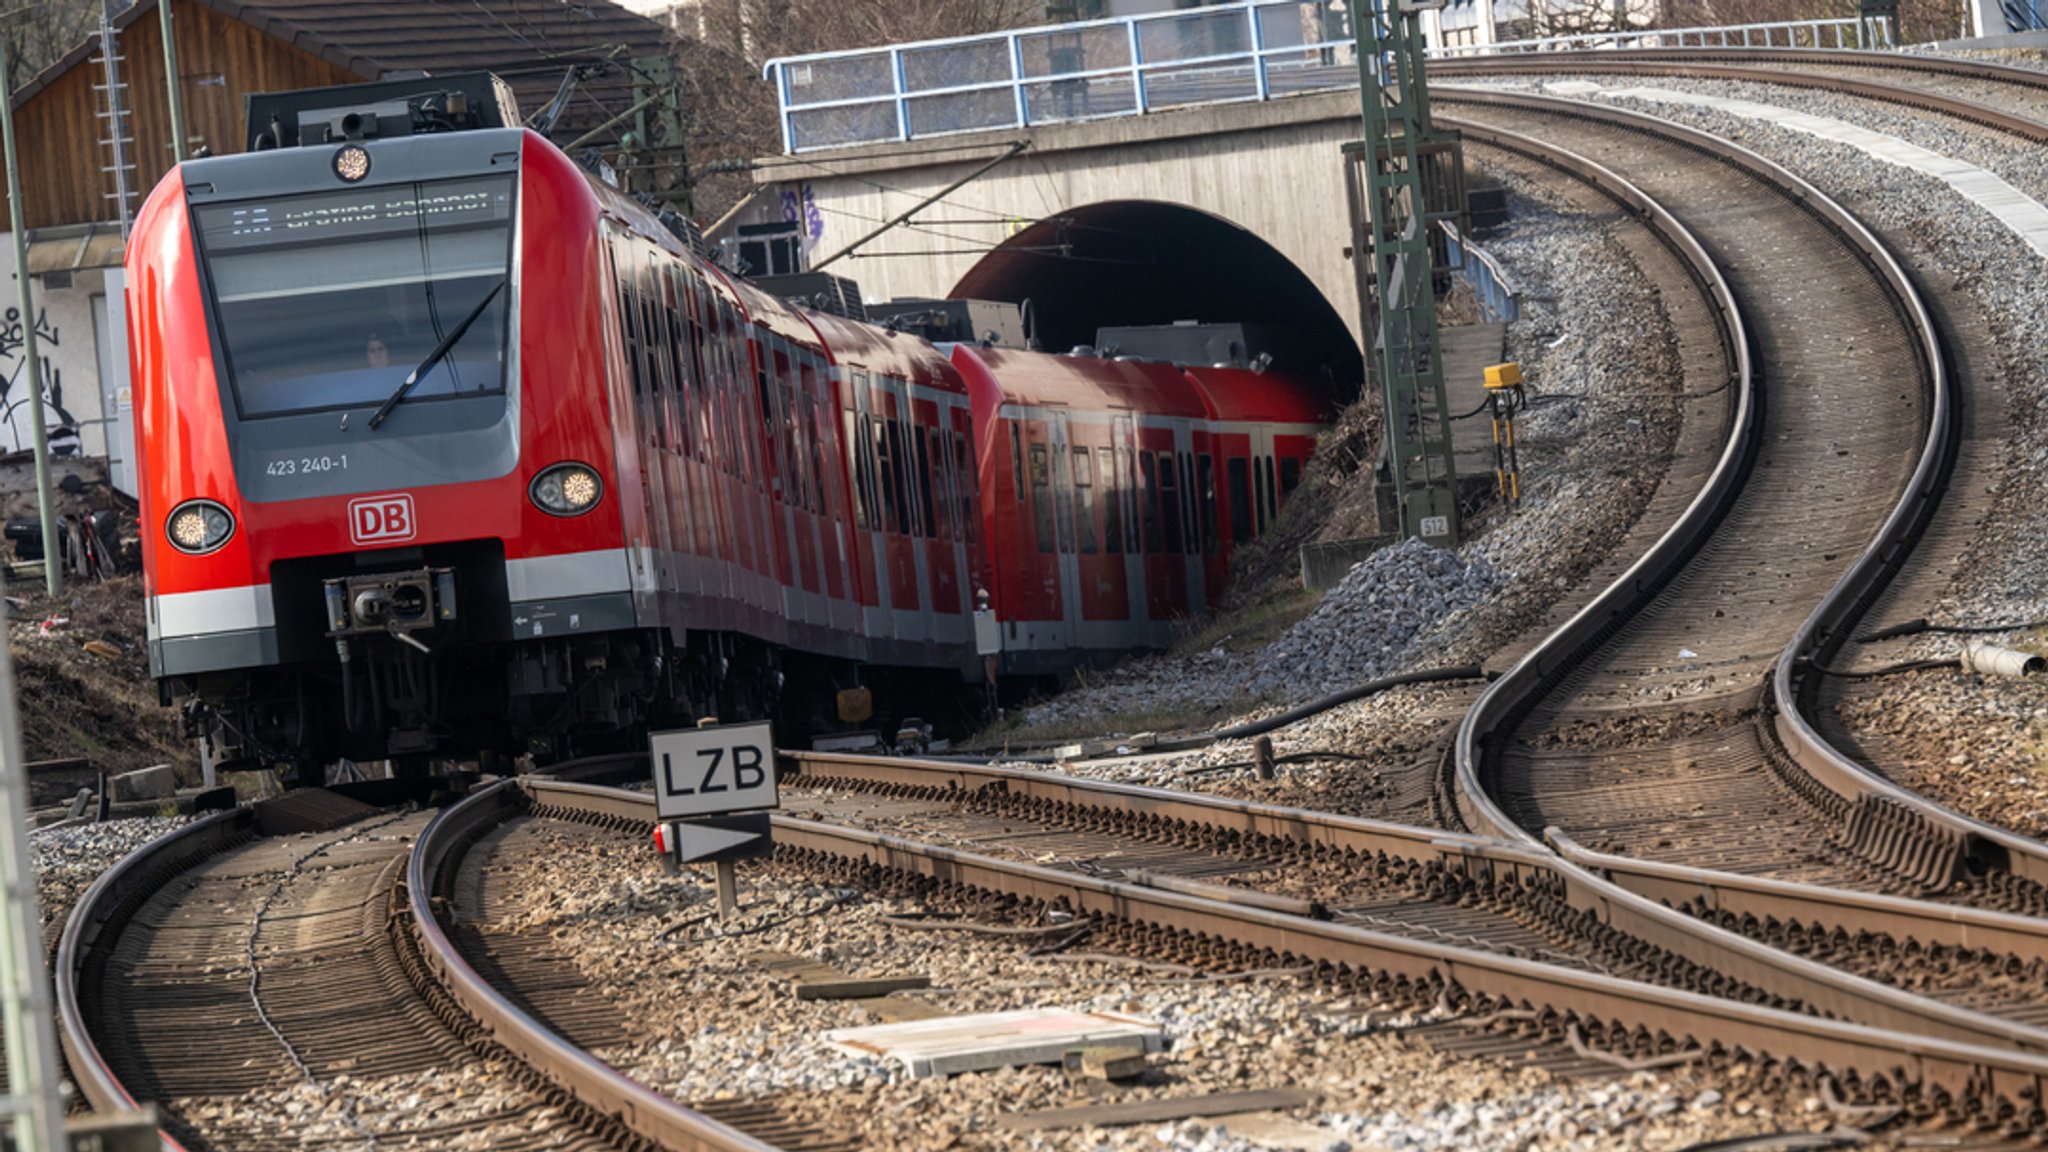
left=652, top=720, right=777, bottom=819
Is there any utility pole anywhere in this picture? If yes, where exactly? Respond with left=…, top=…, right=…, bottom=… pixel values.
left=1, top=35, right=64, bottom=597
left=0, top=41, right=69, bottom=1152
left=158, top=0, right=188, bottom=162
left=1348, top=0, right=1462, bottom=548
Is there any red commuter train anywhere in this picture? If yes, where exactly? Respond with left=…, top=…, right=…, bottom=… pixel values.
left=127, top=75, right=1336, bottom=773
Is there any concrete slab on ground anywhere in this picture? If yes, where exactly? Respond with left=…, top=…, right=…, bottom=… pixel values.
left=827, top=1008, right=1165, bottom=1077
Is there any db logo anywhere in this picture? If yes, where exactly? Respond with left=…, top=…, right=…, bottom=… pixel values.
left=349, top=494, right=416, bottom=545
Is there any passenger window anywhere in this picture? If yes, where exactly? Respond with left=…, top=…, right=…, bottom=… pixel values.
left=875, top=418, right=902, bottom=534
left=1279, top=457, right=1302, bottom=503
left=1073, top=447, right=1098, bottom=555
left=955, top=433, right=976, bottom=543
left=1139, top=452, right=1161, bottom=554
left=1198, top=455, right=1219, bottom=554
left=922, top=428, right=946, bottom=540
left=1245, top=455, right=1261, bottom=532
left=1029, top=444, right=1053, bottom=554
left=1010, top=423, right=1025, bottom=504
left=844, top=411, right=868, bottom=530
left=1157, top=453, right=1184, bottom=554
left=1227, top=457, right=1253, bottom=545
left=1098, top=447, right=1122, bottom=555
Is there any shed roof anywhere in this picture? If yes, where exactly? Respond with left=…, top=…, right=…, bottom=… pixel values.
left=12, top=0, right=672, bottom=145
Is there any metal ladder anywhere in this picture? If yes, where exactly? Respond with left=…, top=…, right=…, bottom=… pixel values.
left=93, top=5, right=137, bottom=238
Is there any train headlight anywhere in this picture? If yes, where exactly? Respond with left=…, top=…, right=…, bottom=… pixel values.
left=165, top=499, right=234, bottom=555
left=530, top=463, right=602, bottom=516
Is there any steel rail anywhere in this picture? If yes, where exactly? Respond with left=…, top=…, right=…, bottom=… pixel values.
left=782, top=750, right=2048, bottom=963
left=786, top=735, right=2048, bottom=1054
left=1441, top=86, right=1941, bottom=851
left=54, top=810, right=243, bottom=1152
left=408, top=780, right=783, bottom=1152
left=53, top=791, right=775, bottom=1152
left=1431, top=55, right=2048, bottom=147
left=1429, top=46, right=2048, bottom=96
left=524, top=777, right=2048, bottom=1125
left=1439, top=66, right=2048, bottom=889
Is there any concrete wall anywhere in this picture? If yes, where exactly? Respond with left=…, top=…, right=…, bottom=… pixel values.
left=1, top=244, right=123, bottom=476
left=733, top=89, right=1369, bottom=344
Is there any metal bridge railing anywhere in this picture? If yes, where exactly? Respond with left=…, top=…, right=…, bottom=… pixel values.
left=762, top=6, right=1893, bottom=154
left=1443, top=222, right=1518, bottom=324
left=1432, top=16, right=1894, bottom=57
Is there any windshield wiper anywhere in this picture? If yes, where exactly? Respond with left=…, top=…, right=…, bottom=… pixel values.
left=368, top=278, right=507, bottom=431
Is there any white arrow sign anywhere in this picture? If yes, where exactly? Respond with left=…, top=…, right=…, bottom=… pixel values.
left=675, top=821, right=766, bottom=863
left=654, top=813, right=774, bottom=865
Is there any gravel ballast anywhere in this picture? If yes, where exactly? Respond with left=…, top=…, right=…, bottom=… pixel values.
left=487, top=818, right=1849, bottom=1151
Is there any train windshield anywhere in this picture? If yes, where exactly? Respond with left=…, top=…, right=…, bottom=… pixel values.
left=193, top=174, right=516, bottom=419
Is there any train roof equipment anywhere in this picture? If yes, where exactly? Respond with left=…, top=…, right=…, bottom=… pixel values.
left=245, top=73, right=521, bottom=151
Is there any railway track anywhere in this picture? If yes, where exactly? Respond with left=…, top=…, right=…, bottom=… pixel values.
left=514, top=774, right=2048, bottom=1134
left=54, top=787, right=780, bottom=1152
left=1435, top=47, right=2048, bottom=884
left=56, top=46, right=2048, bottom=1152
left=1398, top=55, right=2048, bottom=1082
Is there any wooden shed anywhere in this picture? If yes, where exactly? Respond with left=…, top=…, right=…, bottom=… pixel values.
left=5, top=0, right=673, bottom=232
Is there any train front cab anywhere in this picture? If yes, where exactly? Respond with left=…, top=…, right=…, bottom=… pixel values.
left=132, top=127, right=663, bottom=767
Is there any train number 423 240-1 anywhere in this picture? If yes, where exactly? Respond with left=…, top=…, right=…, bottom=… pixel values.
left=266, top=455, right=349, bottom=477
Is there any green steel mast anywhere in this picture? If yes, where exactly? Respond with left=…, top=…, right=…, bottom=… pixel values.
left=1351, top=0, right=1460, bottom=547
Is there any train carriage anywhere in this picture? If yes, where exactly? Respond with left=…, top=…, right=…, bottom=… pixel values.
left=129, top=73, right=1339, bottom=772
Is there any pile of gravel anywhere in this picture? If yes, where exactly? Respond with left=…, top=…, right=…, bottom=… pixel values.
left=33, top=816, right=183, bottom=944
left=1244, top=538, right=1504, bottom=698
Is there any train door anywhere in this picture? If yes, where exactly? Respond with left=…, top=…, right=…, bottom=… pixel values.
left=1012, top=412, right=1067, bottom=648
left=1071, top=420, right=1128, bottom=640
left=914, top=395, right=963, bottom=632
left=846, top=373, right=888, bottom=636
left=1113, top=415, right=1148, bottom=637
left=1047, top=409, right=1082, bottom=650
left=873, top=377, right=922, bottom=635
left=892, top=380, right=934, bottom=633
left=1176, top=421, right=1207, bottom=614
left=949, top=404, right=980, bottom=618
left=784, top=347, right=827, bottom=627
left=1213, top=426, right=1253, bottom=570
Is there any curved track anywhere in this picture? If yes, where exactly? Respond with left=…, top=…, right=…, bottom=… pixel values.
left=1444, top=88, right=1940, bottom=884
left=55, top=791, right=776, bottom=1152
left=1436, top=48, right=2048, bottom=892
left=522, top=774, right=2048, bottom=1132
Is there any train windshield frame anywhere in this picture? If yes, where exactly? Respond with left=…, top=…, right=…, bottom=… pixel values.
left=192, top=173, right=518, bottom=421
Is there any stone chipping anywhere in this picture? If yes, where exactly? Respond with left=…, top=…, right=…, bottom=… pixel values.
left=484, top=818, right=1851, bottom=1151
left=32, top=815, right=183, bottom=946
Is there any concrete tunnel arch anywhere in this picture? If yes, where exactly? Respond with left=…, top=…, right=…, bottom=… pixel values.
left=947, top=200, right=1365, bottom=401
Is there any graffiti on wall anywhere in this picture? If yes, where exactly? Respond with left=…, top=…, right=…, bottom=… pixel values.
left=780, top=183, right=825, bottom=249
left=0, top=306, right=81, bottom=458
